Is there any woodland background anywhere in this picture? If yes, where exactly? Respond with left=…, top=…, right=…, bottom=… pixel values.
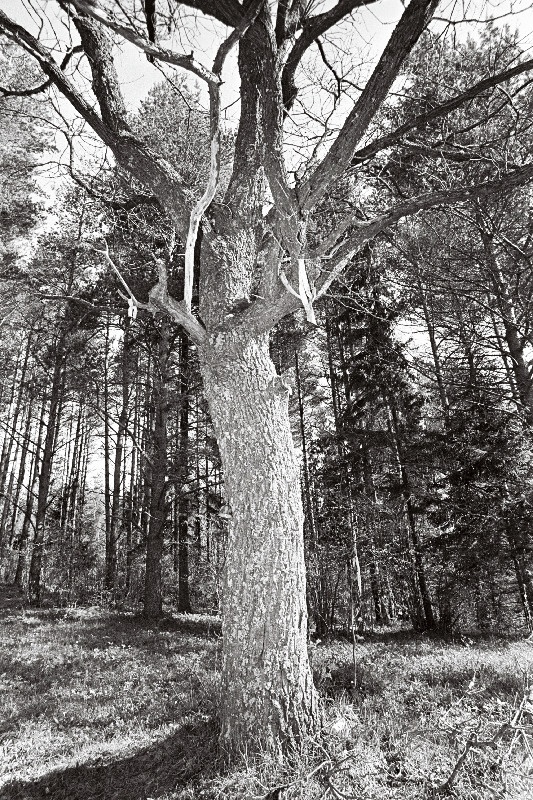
left=2, top=5, right=533, bottom=798
left=2, top=23, right=533, bottom=636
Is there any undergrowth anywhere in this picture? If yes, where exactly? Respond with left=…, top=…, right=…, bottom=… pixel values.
left=1, top=608, right=532, bottom=799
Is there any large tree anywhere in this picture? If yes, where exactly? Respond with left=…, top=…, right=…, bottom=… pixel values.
left=3, top=0, right=533, bottom=756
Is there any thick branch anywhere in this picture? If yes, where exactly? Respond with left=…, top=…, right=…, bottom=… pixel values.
left=299, top=0, right=439, bottom=211
left=0, top=43, right=83, bottom=98
left=0, top=9, right=192, bottom=238
left=148, top=264, right=206, bottom=344
left=68, top=0, right=220, bottom=85
left=318, top=162, right=533, bottom=286
left=238, top=161, right=533, bottom=336
left=352, top=57, right=533, bottom=165
left=183, top=0, right=264, bottom=311
left=275, top=0, right=293, bottom=47
left=0, top=9, right=116, bottom=146
left=400, top=141, right=521, bottom=168
left=281, top=0, right=376, bottom=111
left=260, top=9, right=301, bottom=248
left=1, top=78, right=51, bottom=98
left=70, top=9, right=131, bottom=134
left=86, top=242, right=206, bottom=344
left=176, top=0, right=244, bottom=28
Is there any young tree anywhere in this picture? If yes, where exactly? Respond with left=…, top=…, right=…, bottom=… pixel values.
left=4, top=0, right=533, bottom=756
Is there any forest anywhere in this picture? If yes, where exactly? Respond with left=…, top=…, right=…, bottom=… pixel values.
left=1, top=0, right=533, bottom=797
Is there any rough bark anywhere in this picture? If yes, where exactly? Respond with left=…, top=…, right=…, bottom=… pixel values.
left=201, top=331, right=319, bottom=756
left=7, top=0, right=533, bottom=757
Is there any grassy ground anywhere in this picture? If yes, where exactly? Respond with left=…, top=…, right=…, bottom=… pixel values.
left=1, top=606, right=532, bottom=799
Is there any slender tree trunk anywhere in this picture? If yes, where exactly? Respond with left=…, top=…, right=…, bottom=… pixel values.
left=0, top=334, right=32, bottom=523
left=0, top=348, right=23, bottom=498
left=143, top=323, right=170, bottom=619
left=14, top=393, right=47, bottom=587
left=177, top=330, right=191, bottom=613
left=481, top=229, right=533, bottom=419
left=103, top=314, right=112, bottom=581
left=386, top=395, right=435, bottom=630
left=8, top=395, right=34, bottom=548
left=416, top=270, right=450, bottom=424
left=107, top=315, right=130, bottom=593
left=201, top=332, right=319, bottom=756
left=27, top=340, right=66, bottom=605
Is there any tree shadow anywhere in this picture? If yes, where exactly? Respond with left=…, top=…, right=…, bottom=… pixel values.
left=0, top=606, right=220, bottom=657
left=65, top=614, right=221, bottom=660
left=0, top=582, right=25, bottom=614
left=1, top=719, right=217, bottom=800
left=157, top=614, right=221, bottom=637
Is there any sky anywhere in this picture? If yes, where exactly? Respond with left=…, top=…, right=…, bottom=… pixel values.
left=6, top=0, right=533, bottom=113
left=3, top=0, right=533, bottom=184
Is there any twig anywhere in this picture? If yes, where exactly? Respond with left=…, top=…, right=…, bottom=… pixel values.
left=82, top=239, right=144, bottom=319
left=255, top=757, right=331, bottom=800
left=440, top=694, right=530, bottom=792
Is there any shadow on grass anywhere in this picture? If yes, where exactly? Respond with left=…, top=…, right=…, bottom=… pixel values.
left=2, top=607, right=221, bottom=653
left=1, top=719, right=217, bottom=800
left=158, top=614, right=221, bottom=637
left=66, top=615, right=221, bottom=660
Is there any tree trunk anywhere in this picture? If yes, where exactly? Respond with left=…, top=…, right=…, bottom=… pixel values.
left=143, top=323, right=169, bottom=619
left=27, top=341, right=65, bottom=605
left=8, top=395, right=34, bottom=549
left=14, top=393, right=47, bottom=588
left=386, top=395, right=435, bottom=630
left=103, top=313, right=112, bottom=578
left=177, top=330, right=192, bottom=613
left=481, top=229, right=533, bottom=419
left=416, top=270, right=450, bottom=425
left=201, top=332, right=319, bottom=756
left=294, top=348, right=317, bottom=546
left=107, top=315, right=130, bottom=593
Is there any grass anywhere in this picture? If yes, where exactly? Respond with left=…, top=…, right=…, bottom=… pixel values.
left=1, top=607, right=532, bottom=799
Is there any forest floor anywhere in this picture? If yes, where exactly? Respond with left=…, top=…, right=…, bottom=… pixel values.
left=1, top=602, right=533, bottom=800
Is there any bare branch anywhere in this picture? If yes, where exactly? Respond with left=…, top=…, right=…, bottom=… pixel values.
left=0, top=9, right=194, bottom=236
left=84, top=242, right=206, bottom=344
left=148, top=261, right=207, bottom=344
left=298, top=0, right=440, bottom=212
left=316, top=37, right=341, bottom=101
left=0, top=9, right=115, bottom=146
left=237, top=160, right=533, bottom=336
left=352, top=57, right=533, bottom=165
left=281, top=0, right=377, bottom=111
left=68, top=0, right=220, bottom=85
left=317, top=161, right=533, bottom=287
left=1, top=78, right=51, bottom=97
